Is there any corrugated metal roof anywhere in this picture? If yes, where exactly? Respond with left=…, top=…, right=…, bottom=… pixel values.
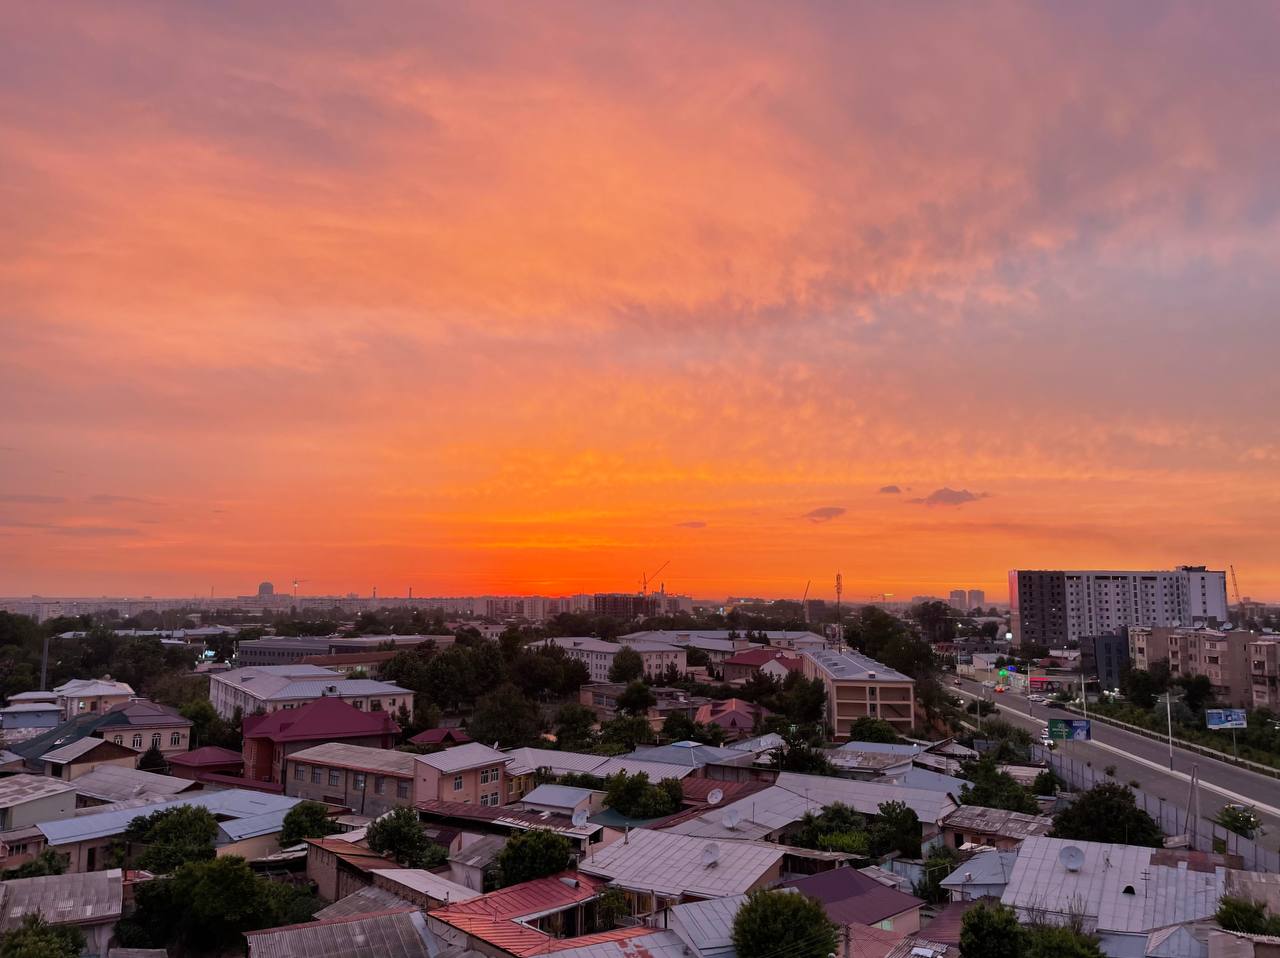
left=521, top=784, right=595, bottom=809
left=803, top=650, right=912, bottom=683
left=942, top=805, right=1053, bottom=840
left=41, top=737, right=125, bottom=763
left=590, top=757, right=696, bottom=781
left=0, top=774, right=75, bottom=807
left=314, top=885, right=412, bottom=920
left=71, top=765, right=197, bottom=803
left=274, top=679, right=411, bottom=700
left=775, top=772, right=958, bottom=824
left=550, top=929, right=688, bottom=958
left=416, top=742, right=509, bottom=773
left=289, top=742, right=417, bottom=776
left=40, top=788, right=300, bottom=845
left=0, top=868, right=123, bottom=929
left=940, top=850, right=1018, bottom=890
left=1002, top=837, right=1227, bottom=934
left=371, top=869, right=479, bottom=905
left=625, top=744, right=744, bottom=768
left=418, top=799, right=599, bottom=840
left=783, top=868, right=924, bottom=926
left=666, top=894, right=746, bottom=958
left=503, top=747, right=612, bottom=778
left=577, top=828, right=791, bottom=898
left=247, top=908, right=438, bottom=958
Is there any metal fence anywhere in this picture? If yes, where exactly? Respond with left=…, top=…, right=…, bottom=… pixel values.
left=1039, top=745, right=1280, bottom=874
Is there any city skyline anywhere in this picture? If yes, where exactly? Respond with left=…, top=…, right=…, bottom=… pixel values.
left=4, top=4, right=1280, bottom=600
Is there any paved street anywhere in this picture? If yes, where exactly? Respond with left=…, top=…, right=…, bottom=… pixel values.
left=951, top=676, right=1280, bottom=853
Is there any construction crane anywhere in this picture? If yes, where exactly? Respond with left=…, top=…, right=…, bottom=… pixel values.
left=640, top=560, right=670, bottom=596
left=801, top=580, right=811, bottom=623
left=1230, top=565, right=1243, bottom=606
left=835, top=572, right=843, bottom=646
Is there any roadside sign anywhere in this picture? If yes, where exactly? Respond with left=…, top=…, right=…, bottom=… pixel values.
left=1048, top=718, right=1092, bottom=741
left=1206, top=709, right=1247, bottom=730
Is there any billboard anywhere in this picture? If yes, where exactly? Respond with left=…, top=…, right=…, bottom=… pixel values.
left=1206, top=709, right=1247, bottom=730
left=1048, top=718, right=1092, bottom=741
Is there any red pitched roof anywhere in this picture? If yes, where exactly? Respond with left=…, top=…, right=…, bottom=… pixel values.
left=782, top=868, right=924, bottom=927
left=723, top=648, right=802, bottom=669
left=166, top=745, right=243, bottom=767
left=242, top=696, right=399, bottom=743
left=408, top=728, right=472, bottom=746
left=694, top=698, right=770, bottom=729
left=304, top=836, right=394, bottom=871
left=429, top=873, right=636, bottom=957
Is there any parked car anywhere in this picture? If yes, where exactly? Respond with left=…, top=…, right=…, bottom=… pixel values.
left=1028, top=694, right=1046, bottom=704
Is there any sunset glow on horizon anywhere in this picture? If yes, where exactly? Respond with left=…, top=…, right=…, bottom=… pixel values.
left=3, top=3, right=1280, bottom=601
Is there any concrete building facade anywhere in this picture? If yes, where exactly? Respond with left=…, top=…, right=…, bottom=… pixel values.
left=801, top=650, right=916, bottom=738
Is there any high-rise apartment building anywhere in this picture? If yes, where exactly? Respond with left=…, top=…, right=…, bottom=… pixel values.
left=1009, top=566, right=1228, bottom=647
left=949, top=590, right=967, bottom=610
left=1248, top=638, right=1280, bottom=710
left=967, top=589, right=985, bottom=610
left=1129, top=626, right=1262, bottom=708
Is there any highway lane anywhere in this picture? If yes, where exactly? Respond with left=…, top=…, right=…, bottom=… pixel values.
left=950, top=676, right=1280, bottom=854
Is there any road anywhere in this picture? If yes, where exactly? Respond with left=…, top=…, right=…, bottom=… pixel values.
left=951, top=676, right=1280, bottom=853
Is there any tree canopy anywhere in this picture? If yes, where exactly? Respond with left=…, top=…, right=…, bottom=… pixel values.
left=280, top=801, right=339, bottom=846
left=0, top=914, right=84, bottom=958
left=467, top=683, right=542, bottom=747
left=124, top=805, right=219, bottom=873
left=616, top=680, right=656, bottom=716
left=959, top=756, right=1039, bottom=814
left=732, top=890, right=836, bottom=958
left=604, top=771, right=683, bottom=818
left=608, top=646, right=645, bottom=683
left=1049, top=783, right=1163, bottom=847
left=367, top=808, right=448, bottom=867
left=496, top=829, right=574, bottom=886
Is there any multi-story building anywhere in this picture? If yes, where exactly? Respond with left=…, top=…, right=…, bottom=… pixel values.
left=801, top=650, right=916, bottom=738
left=1080, top=634, right=1131, bottom=692
left=1248, top=638, right=1280, bottom=710
left=52, top=679, right=135, bottom=722
left=721, top=647, right=803, bottom=683
left=591, top=593, right=658, bottom=619
left=243, top=697, right=400, bottom=785
left=578, top=682, right=708, bottom=730
left=1009, top=566, right=1228, bottom=647
left=208, top=665, right=413, bottom=719
left=90, top=700, right=192, bottom=756
left=235, top=637, right=332, bottom=667
left=967, top=590, right=986, bottom=610
left=619, top=630, right=748, bottom=667
left=414, top=743, right=510, bottom=807
left=284, top=742, right=416, bottom=817
left=540, top=636, right=686, bottom=683
left=1129, top=626, right=1258, bottom=707
left=949, top=590, right=968, bottom=610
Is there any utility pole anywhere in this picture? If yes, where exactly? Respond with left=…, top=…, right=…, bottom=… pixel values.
left=1165, top=691, right=1175, bottom=770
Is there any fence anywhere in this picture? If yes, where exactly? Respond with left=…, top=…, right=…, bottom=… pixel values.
left=1039, top=744, right=1280, bottom=874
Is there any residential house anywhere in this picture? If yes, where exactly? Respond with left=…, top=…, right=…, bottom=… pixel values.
left=415, top=742, right=511, bottom=807
left=415, top=799, right=601, bottom=855
left=40, top=737, right=139, bottom=780
left=247, top=909, right=438, bottom=958
left=516, top=783, right=601, bottom=817
left=939, top=850, right=1019, bottom=901
left=208, top=665, right=413, bottom=719
left=166, top=745, right=244, bottom=782
left=721, top=648, right=803, bottom=684
left=90, top=699, right=192, bottom=756
left=38, top=788, right=303, bottom=872
left=370, top=868, right=479, bottom=909
left=0, top=869, right=123, bottom=958
left=625, top=741, right=756, bottom=769
left=284, top=742, right=417, bottom=817
left=578, top=683, right=709, bottom=731
left=783, top=867, right=924, bottom=934
left=802, top=650, right=917, bottom=737
left=243, top=696, right=400, bottom=785
left=71, top=765, right=201, bottom=806
left=577, top=827, right=846, bottom=913
left=542, top=636, right=687, bottom=683
left=408, top=728, right=472, bottom=748
left=693, top=699, right=770, bottom=740
left=52, top=678, right=134, bottom=721
left=0, top=775, right=77, bottom=830
left=940, top=805, right=1053, bottom=851
left=303, top=835, right=395, bottom=902
left=0, top=702, right=62, bottom=736
left=446, top=834, right=507, bottom=891
left=500, top=748, right=694, bottom=805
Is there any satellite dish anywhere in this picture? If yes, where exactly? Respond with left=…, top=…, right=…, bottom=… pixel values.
left=707, top=788, right=724, bottom=806
left=1059, top=846, right=1085, bottom=872
left=723, top=808, right=743, bottom=830
left=572, top=809, right=589, bottom=828
left=701, top=843, right=720, bottom=868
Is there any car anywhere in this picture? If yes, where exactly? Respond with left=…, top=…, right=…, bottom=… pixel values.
left=994, top=685, right=1007, bottom=693
left=981, top=680, right=995, bottom=689
left=1028, top=694, right=1046, bottom=704
left=1039, top=734, right=1055, bottom=749
left=952, top=678, right=962, bottom=687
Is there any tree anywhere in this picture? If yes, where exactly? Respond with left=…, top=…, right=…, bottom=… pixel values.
left=769, top=725, right=834, bottom=775
left=496, top=828, right=574, bottom=886
left=280, top=800, right=338, bottom=846
left=846, top=717, right=899, bottom=744
left=604, top=772, right=683, bottom=818
left=914, top=846, right=960, bottom=904
left=554, top=703, right=598, bottom=751
left=616, top=681, right=656, bottom=716
left=1215, top=896, right=1280, bottom=935
left=732, top=889, right=836, bottom=958
left=1120, top=664, right=1169, bottom=710
left=870, top=800, right=921, bottom=859
left=137, top=743, right=168, bottom=774
left=959, top=901, right=1023, bottom=958
left=1215, top=805, right=1262, bottom=839
left=1032, top=769, right=1063, bottom=796
left=597, top=715, right=655, bottom=752
left=468, top=684, right=542, bottom=747
left=779, top=675, right=828, bottom=725
left=0, top=914, right=84, bottom=958
left=959, top=756, right=1039, bottom=814
left=125, top=805, right=219, bottom=873
left=367, top=808, right=447, bottom=867
left=790, top=803, right=869, bottom=853
left=593, top=887, right=631, bottom=931
left=1024, top=925, right=1105, bottom=958
left=3, top=850, right=65, bottom=880
left=608, top=646, right=644, bottom=683
left=1177, top=674, right=1214, bottom=713
left=1049, top=783, right=1163, bottom=847
left=180, top=698, right=241, bottom=750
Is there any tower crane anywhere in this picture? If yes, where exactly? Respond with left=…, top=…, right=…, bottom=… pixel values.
left=801, top=580, right=811, bottom=622
left=1230, top=565, right=1242, bottom=605
left=640, top=560, right=670, bottom=596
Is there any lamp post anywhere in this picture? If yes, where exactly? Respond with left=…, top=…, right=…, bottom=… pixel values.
left=1164, top=691, right=1175, bottom=771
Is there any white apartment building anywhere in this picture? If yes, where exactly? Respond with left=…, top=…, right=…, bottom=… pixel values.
left=540, top=636, right=686, bottom=683
left=1010, top=566, right=1228, bottom=646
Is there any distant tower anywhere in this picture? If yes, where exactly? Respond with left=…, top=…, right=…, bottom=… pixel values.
left=257, top=581, right=275, bottom=597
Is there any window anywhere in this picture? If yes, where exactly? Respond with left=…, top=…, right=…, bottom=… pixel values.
left=397, top=779, right=410, bottom=800
left=151, top=733, right=161, bottom=748
left=453, top=775, right=464, bottom=791
left=170, top=732, right=182, bottom=747
left=113, top=735, right=123, bottom=745
left=354, top=773, right=366, bottom=790
left=374, top=776, right=385, bottom=795
left=312, top=767, right=323, bottom=785
left=329, top=769, right=341, bottom=786
left=371, top=700, right=382, bottom=711
left=132, top=734, right=143, bottom=749
left=352, top=700, right=363, bottom=710
left=295, top=764, right=307, bottom=781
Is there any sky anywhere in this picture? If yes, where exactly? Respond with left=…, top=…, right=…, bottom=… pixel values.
left=2, top=2, right=1280, bottom=602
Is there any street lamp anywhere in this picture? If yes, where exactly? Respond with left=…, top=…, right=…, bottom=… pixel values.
left=1164, top=691, right=1175, bottom=770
